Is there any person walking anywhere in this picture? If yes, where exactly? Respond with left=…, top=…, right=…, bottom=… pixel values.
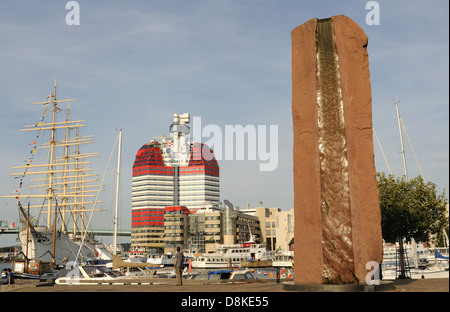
left=174, top=246, right=184, bottom=286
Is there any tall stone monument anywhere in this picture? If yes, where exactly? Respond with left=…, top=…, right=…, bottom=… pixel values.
left=291, top=15, right=382, bottom=285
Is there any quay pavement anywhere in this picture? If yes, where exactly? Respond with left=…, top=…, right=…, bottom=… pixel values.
left=2, top=277, right=448, bottom=292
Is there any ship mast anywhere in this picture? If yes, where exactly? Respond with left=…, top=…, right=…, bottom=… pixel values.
left=113, top=129, right=122, bottom=255
left=394, top=98, right=408, bottom=181
left=2, top=81, right=104, bottom=263
left=61, top=97, right=71, bottom=232
left=43, top=80, right=56, bottom=228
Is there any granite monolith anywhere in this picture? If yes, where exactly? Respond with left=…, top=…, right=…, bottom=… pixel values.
left=291, top=15, right=383, bottom=285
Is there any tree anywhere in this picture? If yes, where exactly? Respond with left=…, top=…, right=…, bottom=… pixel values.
left=377, top=172, right=448, bottom=278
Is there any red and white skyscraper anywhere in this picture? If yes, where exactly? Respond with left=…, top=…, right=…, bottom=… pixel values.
left=131, top=113, right=220, bottom=252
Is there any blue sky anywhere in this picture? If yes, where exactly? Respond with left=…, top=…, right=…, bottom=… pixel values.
left=0, top=0, right=448, bottom=245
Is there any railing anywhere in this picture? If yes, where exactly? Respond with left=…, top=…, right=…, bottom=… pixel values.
left=0, top=227, right=131, bottom=236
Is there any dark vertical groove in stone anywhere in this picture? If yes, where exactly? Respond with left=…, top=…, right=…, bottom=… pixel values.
left=315, top=18, right=356, bottom=284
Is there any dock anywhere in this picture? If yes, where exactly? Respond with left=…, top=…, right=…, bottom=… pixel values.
left=2, top=277, right=448, bottom=292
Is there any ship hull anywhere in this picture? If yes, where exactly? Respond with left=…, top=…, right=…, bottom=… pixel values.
left=19, top=227, right=97, bottom=264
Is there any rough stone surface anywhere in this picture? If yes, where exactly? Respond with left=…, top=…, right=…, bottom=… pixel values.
left=291, top=15, right=382, bottom=285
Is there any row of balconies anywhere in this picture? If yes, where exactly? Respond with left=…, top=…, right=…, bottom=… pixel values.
left=179, top=176, right=219, bottom=182
left=132, top=187, right=174, bottom=193
left=132, top=189, right=219, bottom=196
left=132, top=177, right=174, bottom=182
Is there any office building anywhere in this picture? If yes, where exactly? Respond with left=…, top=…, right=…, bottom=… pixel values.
left=240, top=205, right=294, bottom=252
left=131, top=113, right=220, bottom=252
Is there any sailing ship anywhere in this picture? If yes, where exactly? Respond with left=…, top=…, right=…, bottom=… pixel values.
left=2, top=81, right=109, bottom=273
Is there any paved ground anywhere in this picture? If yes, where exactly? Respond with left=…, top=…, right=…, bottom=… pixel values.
left=384, top=278, right=449, bottom=292
left=2, top=277, right=448, bottom=292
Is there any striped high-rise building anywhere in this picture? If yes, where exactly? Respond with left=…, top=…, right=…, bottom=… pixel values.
left=131, top=113, right=220, bottom=253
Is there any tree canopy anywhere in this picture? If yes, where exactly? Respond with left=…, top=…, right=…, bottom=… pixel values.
left=377, top=172, right=448, bottom=244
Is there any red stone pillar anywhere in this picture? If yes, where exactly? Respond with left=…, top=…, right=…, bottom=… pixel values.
left=291, top=15, right=382, bottom=285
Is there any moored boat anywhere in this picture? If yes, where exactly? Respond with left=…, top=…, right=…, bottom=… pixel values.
left=240, top=259, right=272, bottom=268
left=55, top=264, right=129, bottom=285
left=192, top=237, right=275, bottom=269
left=272, top=251, right=294, bottom=268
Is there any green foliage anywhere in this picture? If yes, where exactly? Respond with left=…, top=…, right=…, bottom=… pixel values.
left=377, top=172, right=448, bottom=244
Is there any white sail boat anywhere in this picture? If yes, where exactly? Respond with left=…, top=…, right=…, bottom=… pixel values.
left=2, top=81, right=106, bottom=274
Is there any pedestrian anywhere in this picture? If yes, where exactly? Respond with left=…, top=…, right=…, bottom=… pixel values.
left=174, top=246, right=184, bottom=286
left=3, top=268, right=15, bottom=287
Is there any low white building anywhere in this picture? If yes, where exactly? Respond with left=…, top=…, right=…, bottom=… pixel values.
left=239, top=204, right=294, bottom=252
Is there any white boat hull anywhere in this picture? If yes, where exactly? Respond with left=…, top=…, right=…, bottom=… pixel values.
left=191, top=261, right=232, bottom=269
left=192, top=257, right=249, bottom=269
left=192, top=242, right=276, bottom=269
left=147, top=254, right=175, bottom=267
left=272, top=261, right=293, bottom=267
left=19, top=227, right=97, bottom=264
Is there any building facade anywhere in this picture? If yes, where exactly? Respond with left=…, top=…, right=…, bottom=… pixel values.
left=179, top=142, right=220, bottom=211
left=188, top=204, right=262, bottom=253
left=131, top=113, right=220, bottom=253
left=163, top=206, right=191, bottom=254
left=240, top=206, right=294, bottom=252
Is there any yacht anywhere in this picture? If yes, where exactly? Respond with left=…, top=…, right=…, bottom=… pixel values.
left=192, top=238, right=275, bottom=269
left=272, top=251, right=294, bottom=268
